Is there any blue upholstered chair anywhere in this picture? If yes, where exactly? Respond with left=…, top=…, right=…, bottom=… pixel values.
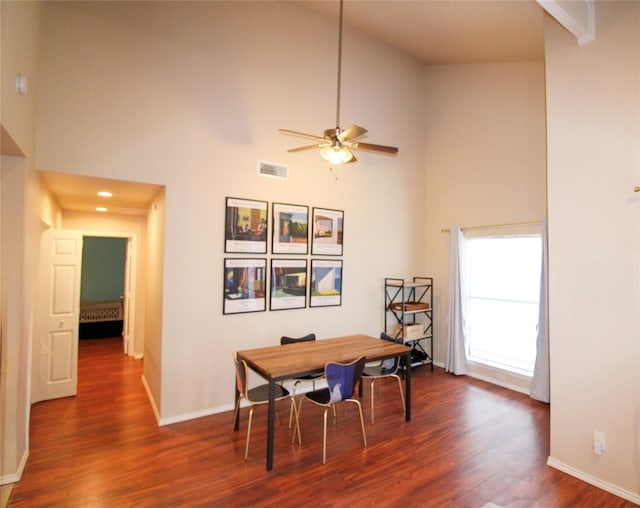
left=295, top=356, right=367, bottom=464
left=280, top=333, right=324, bottom=428
left=232, top=352, right=300, bottom=460
left=362, top=333, right=406, bottom=424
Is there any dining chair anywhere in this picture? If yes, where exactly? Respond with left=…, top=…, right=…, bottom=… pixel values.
left=362, top=332, right=406, bottom=424
left=232, top=353, right=301, bottom=461
left=295, top=356, right=367, bottom=464
left=280, top=333, right=324, bottom=428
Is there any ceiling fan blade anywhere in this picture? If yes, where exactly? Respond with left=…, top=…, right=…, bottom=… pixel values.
left=339, top=125, right=367, bottom=142
left=287, top=144, right=324, bottom=153
left=353, top=141, right=399, bottom=154
left=279, top=129, right=326, bottom=143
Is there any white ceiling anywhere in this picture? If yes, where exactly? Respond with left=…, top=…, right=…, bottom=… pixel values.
left=39, top=171, right=163, bottom=216
left=38, top=0, right=546, bottom=215
left=299, top=0, right=546, bottom=65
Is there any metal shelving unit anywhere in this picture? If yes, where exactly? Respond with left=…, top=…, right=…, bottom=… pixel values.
left=384, top=276, right=433, bottom=370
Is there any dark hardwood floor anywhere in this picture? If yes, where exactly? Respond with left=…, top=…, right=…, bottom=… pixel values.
left=8, top=337, right=634, bottom=507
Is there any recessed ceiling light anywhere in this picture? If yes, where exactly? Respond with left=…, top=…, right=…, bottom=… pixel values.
left=96, top=207, right=108, bottom=212
left=97, top=191, right=112, bottom=197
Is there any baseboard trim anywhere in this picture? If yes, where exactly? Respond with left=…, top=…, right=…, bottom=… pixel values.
left=465, top=369, right=529, bottom=395
left=0, top=449, right=28, bottom=485
left=140, top=375, right=161, bottom=424
left=158, top=404, right=234, bottom=426
left=547, top=456, right=640, bottom=504
left=154, top=379, right=329, bottom=427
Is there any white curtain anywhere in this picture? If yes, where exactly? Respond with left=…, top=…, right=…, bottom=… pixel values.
left=530, top=220, right=549, bottom=403
left=445, top=226, right=468, bottom=375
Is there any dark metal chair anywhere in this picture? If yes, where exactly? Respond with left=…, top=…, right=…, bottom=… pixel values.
left=362, top=333, right=406, bottom=424
left=232, top=352, right=300, bottom=460
left=280, top=333, right=324, bottom=428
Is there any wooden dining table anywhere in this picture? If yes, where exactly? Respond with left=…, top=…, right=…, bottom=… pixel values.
left=235, top=333, right=412, bottom=470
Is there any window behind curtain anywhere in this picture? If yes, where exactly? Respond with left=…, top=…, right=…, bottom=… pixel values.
left=465, top=233, right=542, bottom=376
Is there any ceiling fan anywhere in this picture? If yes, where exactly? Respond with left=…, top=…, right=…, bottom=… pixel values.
left=279, top=0, right=399, bottom=165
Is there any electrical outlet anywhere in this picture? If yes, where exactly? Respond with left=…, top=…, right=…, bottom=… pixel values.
left=593, top=431, right=606, bottom=455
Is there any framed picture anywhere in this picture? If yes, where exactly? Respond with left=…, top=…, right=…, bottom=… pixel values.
left=311, top=207, right=343, bottom=256
left=270, top=259, right=307, bottom=311
left=272, top=203, right=309, bottom=255
left=223, top=258, right=267, bottom=314
left=310, top=259, right=342, bottom=307
left=224, top=197, right=268, bottom=253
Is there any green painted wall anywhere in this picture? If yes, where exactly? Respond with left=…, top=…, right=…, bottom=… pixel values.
left=80, top=237, right=126, bottom=302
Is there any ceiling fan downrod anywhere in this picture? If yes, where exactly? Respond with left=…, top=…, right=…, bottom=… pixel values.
left=335, top=0, right=344, bottom=130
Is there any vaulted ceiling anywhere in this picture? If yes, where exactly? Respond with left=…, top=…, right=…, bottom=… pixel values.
left=299, top=0, right=546, bottom=64
left=31, top=0, right=594, bottom=214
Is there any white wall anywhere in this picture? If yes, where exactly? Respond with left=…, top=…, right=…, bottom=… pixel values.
left=0, top=0, right=44, bottom=483
left=1, top=1, right=42, bottom=156
left=545, top=1, right=640, bottom=501
left=1, top=157, right=29, bottom=482
left=423, top=61, right=548, bottom=391
left=144, top=187, right=165, bottom=419
left=34, top=1, right=427, bottom=422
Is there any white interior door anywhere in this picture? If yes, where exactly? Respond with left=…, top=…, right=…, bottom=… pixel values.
left=33, top=229, right=83, bottom=402
left=122, top=237, right=135, bottom=355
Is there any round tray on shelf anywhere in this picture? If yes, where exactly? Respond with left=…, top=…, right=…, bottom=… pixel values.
left=388, top=302, right=430, bottom=312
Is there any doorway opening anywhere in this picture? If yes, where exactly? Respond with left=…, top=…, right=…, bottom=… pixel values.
left=77, top=232, right=137, bottom=357
left=79, top=236, right=127, bottom=341
left=33, top=170, right=163, bottom=405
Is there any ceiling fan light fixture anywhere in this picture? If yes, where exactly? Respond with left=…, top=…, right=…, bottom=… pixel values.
left=321, top=145, right=352, bottom=164
left=338, top=148, right=353, bottom=163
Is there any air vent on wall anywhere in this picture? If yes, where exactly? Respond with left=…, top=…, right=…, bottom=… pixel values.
left=258, top=160, right=288, bottom=180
